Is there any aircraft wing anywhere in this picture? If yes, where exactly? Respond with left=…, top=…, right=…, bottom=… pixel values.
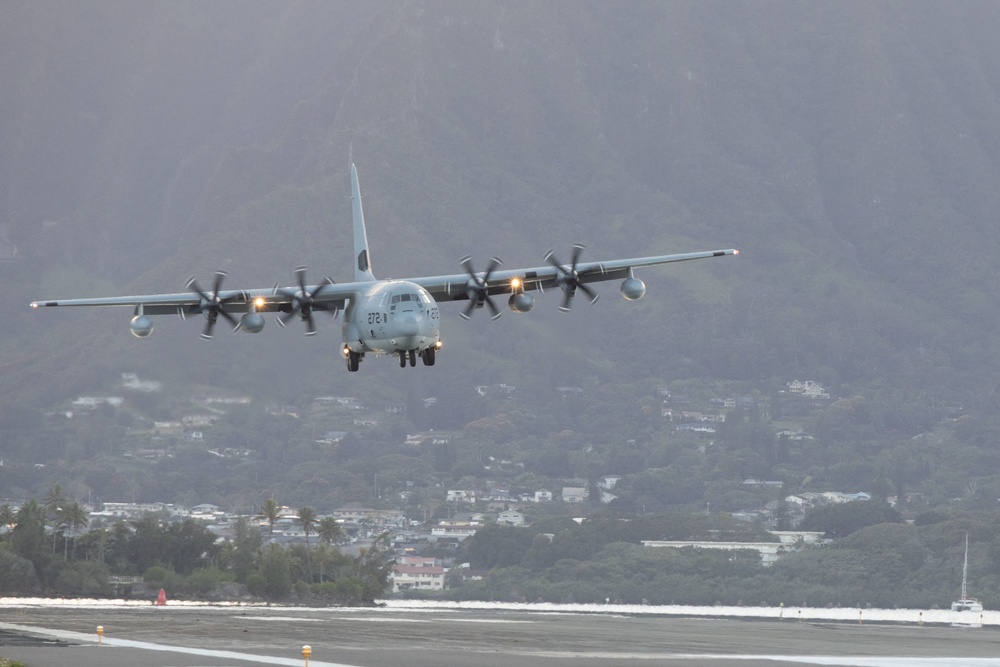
left=30, top=272, right=359, bottom=338
left=413, top=248, right=739, bottom=304
left=30, top=248, right=737, bottom=336
left=30, top=282, right=354, bottom=316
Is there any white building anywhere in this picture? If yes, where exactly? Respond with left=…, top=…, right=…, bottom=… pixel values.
left=497, top=510, right=525, bottom=526
left=392, top=563, right=447, bottom=593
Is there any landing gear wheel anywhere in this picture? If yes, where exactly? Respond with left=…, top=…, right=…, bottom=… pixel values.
left=346, top=351, right=360, bottom=372
left=408, top=350, right=417, bottom=367
left=399, top=352, right=407, bottom=368
left=422, top=347, right=436, bottom=366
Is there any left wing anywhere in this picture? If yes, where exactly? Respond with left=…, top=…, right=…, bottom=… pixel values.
left=413, top=245, right=739, bottom=313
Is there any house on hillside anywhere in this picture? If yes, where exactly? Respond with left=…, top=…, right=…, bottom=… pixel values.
left=786, top=380, right=830, bottom=399
left=497, top=510, right=525, bottom=526
left=446, top=490, right=476, bottom=504
left=534, top=489, right=553, bottom=503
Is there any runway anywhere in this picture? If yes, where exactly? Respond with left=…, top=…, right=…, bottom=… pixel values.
left=3, top=603, right=1000, bottom=667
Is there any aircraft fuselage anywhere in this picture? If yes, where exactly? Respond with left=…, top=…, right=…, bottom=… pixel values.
left=343, top=281, right=441, bottom=365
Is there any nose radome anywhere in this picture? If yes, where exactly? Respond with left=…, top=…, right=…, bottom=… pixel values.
left=396, top=310, right=419, bottom=326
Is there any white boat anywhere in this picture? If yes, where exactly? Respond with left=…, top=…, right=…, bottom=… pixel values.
left=951, top=533, right=983, bottom=612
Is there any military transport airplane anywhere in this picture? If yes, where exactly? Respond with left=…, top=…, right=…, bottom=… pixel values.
left=31, top=164, right=738, bottom=372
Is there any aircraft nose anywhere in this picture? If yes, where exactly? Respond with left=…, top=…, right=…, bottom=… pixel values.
left=391, top=311, right=423, bottom=349
left=395, top=311, right=420, bottom=334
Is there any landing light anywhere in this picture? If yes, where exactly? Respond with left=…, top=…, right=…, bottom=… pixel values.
left=435, top=340, right=443, bottom=350
left=341, top=346, right=350, bottom=358
left=734, top=250, right=740, bottom=255
left=510, top=277, right=522, bottom=291
left=253, top=296, right=266, bottom=309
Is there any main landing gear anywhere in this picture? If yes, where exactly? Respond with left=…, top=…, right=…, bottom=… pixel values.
left=345, top=350, right=361, bottom=372
left=396, top=347, right=436, bottom=369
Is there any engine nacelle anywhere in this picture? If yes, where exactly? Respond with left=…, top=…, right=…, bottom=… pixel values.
left=508, top=292, right=534, bottom=313
left=129, top=314, right=154, bottom=338
left=240, top=312, right=265, bottom=334
left=620, top=277, right=646, bottom=301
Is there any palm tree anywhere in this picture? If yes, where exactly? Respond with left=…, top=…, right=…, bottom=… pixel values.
left=44, top=484, right=67, bottom=555
left=317, top=517, right=342, bottom=547
left=11, top=499, right=47, bottom=571
left=296, top=506, right=318, bottom=583
left=0, top=503, right=16, bottom=530
left=60, top=502, right=89, bottom=560
left=260, top=498, right=280, bottom=540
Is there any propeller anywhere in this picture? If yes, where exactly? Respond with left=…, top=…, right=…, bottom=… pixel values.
left=187, top=271, right=240, bottom=340
left=275, top=266, right=335, bottom=336
left=459, top=255, right=503, bottom=320
left=544, top=244, right=600, bottom=312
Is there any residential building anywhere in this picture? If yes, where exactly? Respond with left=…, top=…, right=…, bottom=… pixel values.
left=497, top=510, right=525, bottom=526
left=392, top=563, right=447, bottom=593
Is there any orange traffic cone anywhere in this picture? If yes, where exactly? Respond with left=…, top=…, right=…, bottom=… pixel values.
left=156, top=588, right=167, bottom=606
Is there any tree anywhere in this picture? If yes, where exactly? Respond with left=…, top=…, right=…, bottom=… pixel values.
left=462, top=524, right=535, bottom=570
left=11, top=499, right=49, bottom=585
left=44, top=483, right=68, bottom=555
left=128, top=515, right=168, bottom=573
left=260, top=498, right=280, bottom=539
left=297, top=506, right=318, bottom=583
left=355, top=532, right=394, bottom=603
left=252, top=543, right=292, bottom=599
left=317, top=517, right=342, bottom=547
left=165, top=518, right=219, bottom=575
left=230, top=517, right=261, bottom=584
left=59, top=502, right=89, bottom=559
left=0, top=503, right=16, bottom=530
left=799, top=501, right=903, bottom=539
left=0, top=548, right=41, bottom=594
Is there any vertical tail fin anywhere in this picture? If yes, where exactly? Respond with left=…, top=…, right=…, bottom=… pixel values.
left=351, top=163, right=376, bottom=282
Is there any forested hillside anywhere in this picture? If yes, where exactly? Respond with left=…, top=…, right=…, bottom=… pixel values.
left=3, top=2, right=1000, bottom=532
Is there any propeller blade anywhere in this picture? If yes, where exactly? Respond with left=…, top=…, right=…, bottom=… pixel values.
left=189, top=271, right=237, bottom=338
left=547, top=245, right=598, bottom=311
left=460, top=301, right=476, bottom=320
left=187, top=278, right=210, bottom=303
left=579, top=281, right=600, bottom=305
left=482, top=256, right=502, bottom=282
left=485, top=295, right=501, bottom=319
left=201, top=317, right=216, bottom=340
left=559, top=290, right=574, bottom=313
left=276, top=267, right=333, bottom=335
left=459, top=255, right=503, bottom=319
left=211, top=270, right=227, bottom=298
